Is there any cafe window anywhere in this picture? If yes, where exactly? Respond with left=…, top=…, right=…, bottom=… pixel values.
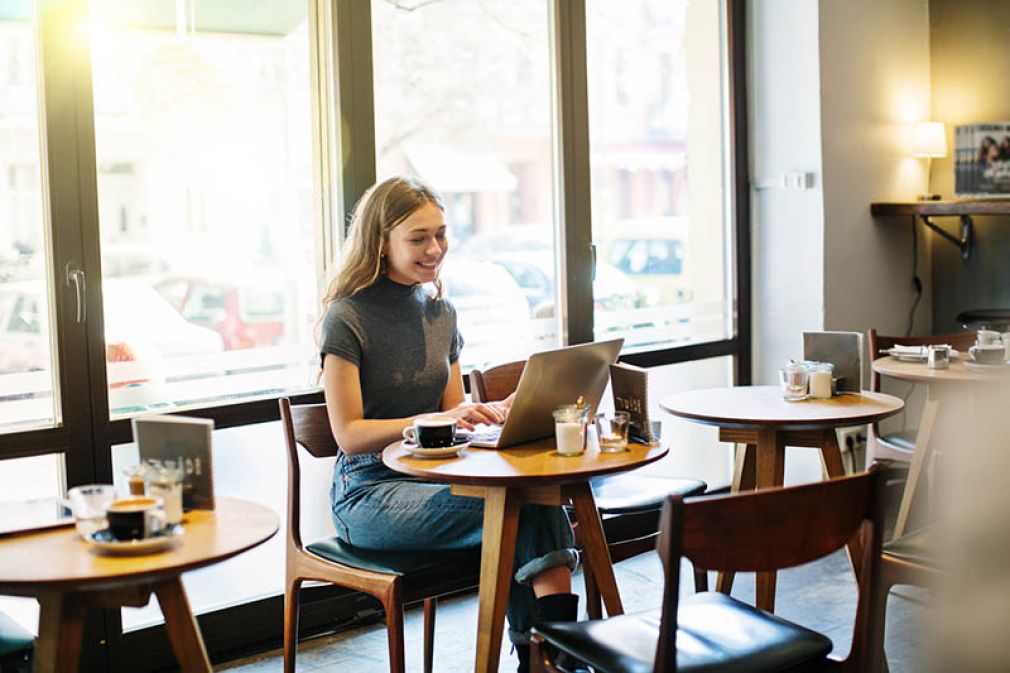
left=89, top=0, right=319, bottom=417
left=371, top=0, right=561, bottom=370
left=588, top=0, right=733, bottom=351
left=0, top=0, right=748, bottom=666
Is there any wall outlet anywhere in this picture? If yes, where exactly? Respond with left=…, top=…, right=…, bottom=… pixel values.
left=836, top=426, right=866, bottom=454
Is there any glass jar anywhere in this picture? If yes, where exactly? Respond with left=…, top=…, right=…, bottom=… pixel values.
left=807, top=362, right=835, bottom=399
left=146, top=460, right=185, bottom=525
left=553, top=404, right=590, bottom=456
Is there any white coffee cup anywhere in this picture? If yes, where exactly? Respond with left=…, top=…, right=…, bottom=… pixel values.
left=976, top=327, right=1002, bottom=346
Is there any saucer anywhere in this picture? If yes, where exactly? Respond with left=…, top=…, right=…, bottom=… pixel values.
left=965, top=359, right=1010, bottom=373
left=84, top=524, right=184, bottom=555
left=404, top=439, right=470, bottom=459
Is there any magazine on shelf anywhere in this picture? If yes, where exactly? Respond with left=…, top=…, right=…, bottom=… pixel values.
left=132, top=415, right=215, bottom=510
left=955, top=122, right=1010, bottom=197
left=609, top=362, right=661, bottom=446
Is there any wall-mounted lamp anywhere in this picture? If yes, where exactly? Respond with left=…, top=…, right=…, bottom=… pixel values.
left=913, top=121, right=947, bottom=200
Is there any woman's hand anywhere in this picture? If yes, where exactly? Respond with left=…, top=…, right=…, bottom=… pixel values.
left=440, top=401, right=507, bottom=431
left=487, top=392, right=515, bottom=419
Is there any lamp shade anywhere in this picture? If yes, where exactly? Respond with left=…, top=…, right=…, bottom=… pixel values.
left=913, top=122, right=947, bottom=158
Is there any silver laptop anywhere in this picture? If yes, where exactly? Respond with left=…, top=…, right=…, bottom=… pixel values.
left=468, top=338, right=623, bottom=449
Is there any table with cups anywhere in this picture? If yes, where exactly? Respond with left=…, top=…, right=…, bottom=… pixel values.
left=385, top=415, right=665, bottom=673
left=872, top=329, right=1010, bottom=538
left=659, top=385, right=903, bottom=612
left=0, top=497, right=278, bottom=673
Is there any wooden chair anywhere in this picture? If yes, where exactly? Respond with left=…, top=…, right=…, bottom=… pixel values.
left=280, top=398, right=481, bottom=673
left=866, top=328, right=975, bottom=464
left=0, top=610, right=32, bottom=673
left=469, top=360, right=709, bottom=619
left=868, top=459, right=942, bottom=670
left=531, top=465, right=887, bottom=673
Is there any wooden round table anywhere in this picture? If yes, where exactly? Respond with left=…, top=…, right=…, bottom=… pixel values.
left=384, top=435, right=666, bottom=673
left=660, top=385, right=904, bottom=611
left=872, top=354, right=1009, bottom=538
left=0, top=497, right=278, bottom=673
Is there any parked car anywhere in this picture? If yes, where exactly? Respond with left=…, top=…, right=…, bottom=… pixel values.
left=153, top=273, right=290, bottom=350
left=0, top=280, right=223, bottom=386
left=459, top=227, right=658, bottom=316
left=601, top=218, right=692, bottom=304
left=438, top=256, right=535, bottom=371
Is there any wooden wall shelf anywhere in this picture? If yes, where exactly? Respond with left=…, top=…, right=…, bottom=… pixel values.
left=869, top=199, right=1010, bottom=260
left=870, top=199, right=1010, bottom=217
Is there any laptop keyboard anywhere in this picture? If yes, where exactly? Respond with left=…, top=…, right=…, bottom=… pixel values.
left=466, top=424, right=503, bottom=444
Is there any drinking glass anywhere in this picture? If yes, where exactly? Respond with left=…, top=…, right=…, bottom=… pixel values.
left=67, top=484, right=117, bottom=537
left=598, top=411, right=631, bottom=452
left=778, top=363, right=809, bottom=401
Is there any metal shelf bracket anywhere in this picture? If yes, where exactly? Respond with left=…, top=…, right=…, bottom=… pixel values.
left=919, top=214, right=972, bottom=260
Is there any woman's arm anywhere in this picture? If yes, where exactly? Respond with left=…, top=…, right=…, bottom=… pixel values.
left=323, top=356, right=506, bottom=454
left=441, top=361, right=510, bottom=425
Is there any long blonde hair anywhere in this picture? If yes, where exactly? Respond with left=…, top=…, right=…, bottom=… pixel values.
left=322, top=176, right=445, bottom=307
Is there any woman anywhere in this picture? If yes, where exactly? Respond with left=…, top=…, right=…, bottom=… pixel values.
left=318, top=176, right=579, bottom=672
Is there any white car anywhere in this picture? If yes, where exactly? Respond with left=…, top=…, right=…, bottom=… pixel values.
left=0, top=279, right=223, bottom=385
left=437, top=257, right=535, bottom=371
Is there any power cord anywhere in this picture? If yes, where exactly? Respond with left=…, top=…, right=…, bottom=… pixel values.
left=906, top=215, right=923, bottom=337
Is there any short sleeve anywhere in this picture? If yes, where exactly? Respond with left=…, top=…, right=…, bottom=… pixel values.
left=320, top=301, right=364, bottom=368
left=449, top=325, right=464, bottom=364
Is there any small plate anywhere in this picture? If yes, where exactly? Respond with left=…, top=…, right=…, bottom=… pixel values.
left=965, top=360, right=1010, bottom=373
left=84, top=524, right=184, bottom=555
left=404, top=439, right=470, bottom=459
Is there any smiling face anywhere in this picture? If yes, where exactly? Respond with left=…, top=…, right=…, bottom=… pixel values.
left=383, top=202, right=448, bottom=286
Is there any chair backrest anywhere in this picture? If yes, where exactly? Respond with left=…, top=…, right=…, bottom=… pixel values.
left=654, top=465, right=886, bottom=672
left=279, top=398, right=340, bottom=550
left=867, top=329, right=976, bottom=392
left=469, top=359, right=526, bottom=402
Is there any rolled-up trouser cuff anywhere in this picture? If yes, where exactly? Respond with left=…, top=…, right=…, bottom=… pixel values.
left=514, top=547, right=579, bottom=586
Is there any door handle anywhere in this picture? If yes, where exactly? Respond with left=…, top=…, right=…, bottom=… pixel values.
left=590, top=243, right=597, bottom=282
left=65, top=264, right=86, bottom=323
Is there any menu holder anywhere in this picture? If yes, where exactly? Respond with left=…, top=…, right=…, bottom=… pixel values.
left=132, top=415, right=215, bottom=510
left=803, top=331, right=863, bottom=392
left=609, top=362, right=661, bottom=446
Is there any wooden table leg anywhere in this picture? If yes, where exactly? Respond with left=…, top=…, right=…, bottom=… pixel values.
left=716, top=443, right=756, bottom=595
left=894, top=399, right=940, bottom=539
left=820, top=429, right=865, bottom=580
left=154, top=577, right=212, bottom=673
left=34, top=592, right=85, bottom=673
left=754, top=428, right=786, bottom=612
left=474, top=487, right=520, bottom=673
left=569, top=481, right=623, bottom=618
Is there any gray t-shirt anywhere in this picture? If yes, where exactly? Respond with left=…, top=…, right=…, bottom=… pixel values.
left=320, top=277, right=463, bottom=419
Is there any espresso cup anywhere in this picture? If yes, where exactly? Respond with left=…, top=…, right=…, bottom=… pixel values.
left=970, top=344, right=1006, bottom=365
left=402, top=417, right=457, bottom=448
left=976, top=328, right=1002, bottom=346
left=106, top=497, right=166, bottom=541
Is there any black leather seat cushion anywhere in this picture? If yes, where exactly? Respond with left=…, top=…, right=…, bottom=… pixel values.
left=589, top=474, right=708, bottom=515
left=876, top=428, right=917, bottom=453
left=0, top=610, right=33, bottom=660
left=533, top=592, right=832, bottom=673
left=883, top=527, right=940, bottom=568
left=308, top=537, right=481, bottom=578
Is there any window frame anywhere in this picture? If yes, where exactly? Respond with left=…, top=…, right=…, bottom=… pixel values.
left=0, top=0, right=750, bottom=667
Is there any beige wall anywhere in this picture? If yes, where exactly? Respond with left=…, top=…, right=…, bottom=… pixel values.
left=819, top=0, right=932, bottom=336
left=929, top=0, right=1010, bottom=333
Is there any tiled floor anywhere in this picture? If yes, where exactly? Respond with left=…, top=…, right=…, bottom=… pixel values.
left=218, top=550, right=926, bottom=672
